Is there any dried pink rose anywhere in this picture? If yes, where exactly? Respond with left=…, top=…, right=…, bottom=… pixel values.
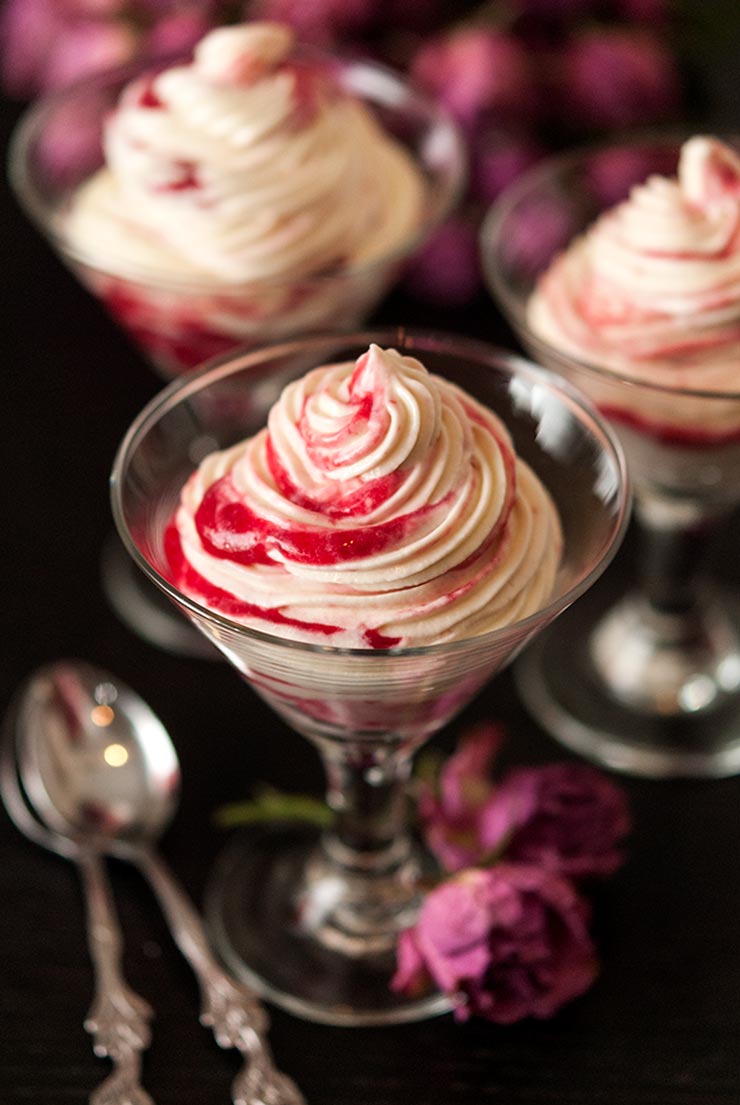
left=244, top=0, right=377, bottom=46
left=44, top=19, right=140, bottom=90
left=392, top=864, right=599, bottom=1022
left=409, top=27, right=536, bottom=133
left=145, top=10, right=216, bottom=59
left=479, top=763, right=631, bottom=879
left=470, top=129, right=543, bottom=205
left=0, top=0, right=66, bottom=97
left=487, top=188, right=580, bottom=283
left=0, top=0, right=222, bottom=97
left=0, top=1, right=141, bottom=96
left=418, top=723, right=630, bottom=879
left=417, top=722, right=501, bottom=870
left=403, top=215, right=482, bottom=307
left=584, top=145, right=677, bottom=209
left=557, top=28, right=681, bottom=130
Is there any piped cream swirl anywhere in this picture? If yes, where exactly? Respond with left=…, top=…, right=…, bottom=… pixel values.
left=528, top=137, right=740, bottom=428
left=168, top=345, right=563, bottom=648
left=64, top=22, right=425, bottom=284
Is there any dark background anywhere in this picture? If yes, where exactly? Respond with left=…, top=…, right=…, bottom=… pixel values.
left=3, top=50, right=740, bottom=1105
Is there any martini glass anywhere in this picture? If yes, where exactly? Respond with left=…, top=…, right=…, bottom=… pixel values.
left=8, top=47, right=464, bottom=658
left=481, top=136, right=740, bottom=778
left=110, top=328, right=629, bottom=1025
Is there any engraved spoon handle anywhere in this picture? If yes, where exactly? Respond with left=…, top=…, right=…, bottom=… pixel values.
left=133, top=845, right=306, bottom=1105
left=78, top=849, right=155, bottom=1105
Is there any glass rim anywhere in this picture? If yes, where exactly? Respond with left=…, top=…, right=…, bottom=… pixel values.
left=8, top=45, right=466, bottom=293
left=480, top=129, right=740, bottom=405
left=109, top=326, right=631, bottom=660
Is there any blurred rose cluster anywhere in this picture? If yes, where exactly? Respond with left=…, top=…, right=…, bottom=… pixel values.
left=392, top=722, right=630, bottom=1023
left=0, top=1, right=222, bottom=97
left=0, top=0, right=686, bottom=303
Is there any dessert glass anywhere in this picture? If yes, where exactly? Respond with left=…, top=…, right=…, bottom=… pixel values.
left=481, top=135, right=740, bottom=778
left=110, top=328, right=629, bottom=1025
left=9, top=47, right=465, bottom=658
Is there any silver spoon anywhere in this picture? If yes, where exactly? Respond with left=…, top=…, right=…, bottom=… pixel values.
left=1, top=665, right=156, bottom=1105
left=8, top=660, right=305, bottom=1105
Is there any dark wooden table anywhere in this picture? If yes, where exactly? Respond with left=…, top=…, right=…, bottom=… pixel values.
left=3, top=90, right=740, bottom=1105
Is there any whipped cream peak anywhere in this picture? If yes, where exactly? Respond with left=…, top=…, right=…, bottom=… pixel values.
left=168, top=345, right=562, bottom=647
left=595, top=136, right=740, bottom=270
left=193, top=22, right=295, bottom=87
left=268, top=345, right=446, bottom=499
left=679, top=135, right=740, bottom=213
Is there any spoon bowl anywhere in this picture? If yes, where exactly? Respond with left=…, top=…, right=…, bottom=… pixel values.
left=16, top=660, right=180, bottom=851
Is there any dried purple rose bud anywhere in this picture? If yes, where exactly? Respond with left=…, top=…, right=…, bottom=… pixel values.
left=480, top=763, right=631, bottom=879
left=485, top=188, right=580, bottom=285
left=557, top=28, right=681, bottom=131
left=418, top=722, right=501, bottom=870
left=43, top=18, right=139, bottom=90
left=584, top=145, right=679, bottom=209
left=245, top=0, right=377, bottom=45
left=145, top=11, right=216, bottom=59
left=1, top=0, right=66, bottom=97
left=392, top=864, right=599, bottom=1023
left=417, top=722, right=630, bottom=878
left=471, top=130, right=544, bottom=205
left=403, top=215, right=482, bottom=307
left=409, top=27, right=537, bottom=133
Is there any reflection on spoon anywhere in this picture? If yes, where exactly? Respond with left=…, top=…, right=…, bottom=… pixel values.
left=7, top=659, right=306, bottom=1105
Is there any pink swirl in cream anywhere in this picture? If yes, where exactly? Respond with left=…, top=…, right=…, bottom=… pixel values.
left=64, top=22, right=425, bottom=284
left=167, top=345, right=562, bottom=648
left=528, top=137, right=740, bottom=438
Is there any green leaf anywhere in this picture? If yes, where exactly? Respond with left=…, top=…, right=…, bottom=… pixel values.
left=213, top=785, right=334, bottom=829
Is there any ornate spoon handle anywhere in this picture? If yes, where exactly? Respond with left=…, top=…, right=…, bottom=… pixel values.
left=89, top=1047, right=154, bottom=1105
left=78, top=849, right=155, bottom=1105
left=134, top=845, right=306, bottom=1105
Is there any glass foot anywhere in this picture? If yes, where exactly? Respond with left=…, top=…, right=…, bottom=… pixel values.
left=515, top=587, right=740, bottom=778
left=204, top=822, right=452, bottom=1026
left=101, top=534, right=218, bottom=659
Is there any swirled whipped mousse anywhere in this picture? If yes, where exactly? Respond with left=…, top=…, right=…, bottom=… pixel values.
left=165, top=345, right=563, bottom=649
left=63, top=22, right=426, bottom=373
left=527, top=136, right=740, bottom=440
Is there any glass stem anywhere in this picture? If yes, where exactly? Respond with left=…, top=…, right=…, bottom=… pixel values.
left=300, top=736, right=424, bottom=955
left=320, top=740, right=414, bottom=871
left=634, top=497, right=721, bottom=617
left=591, top=496, right=740, bottom=716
